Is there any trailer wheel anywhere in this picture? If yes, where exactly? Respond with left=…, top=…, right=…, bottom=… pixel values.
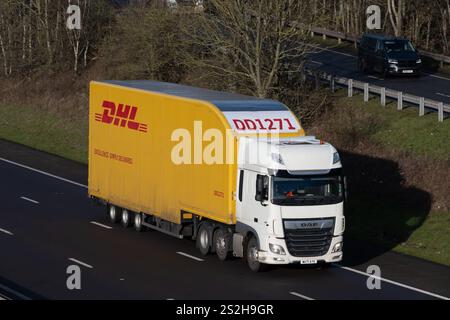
left=134, top=213, right=146, bottom=232
left=213, top=228, right=231, bottom=261
left=246, top=236, right=266, bottom=272
left=196, top=224, right=211, bottom=256
left=121, top=209, right=132, bottom=228
left=108, top=205, right=120, bottom=223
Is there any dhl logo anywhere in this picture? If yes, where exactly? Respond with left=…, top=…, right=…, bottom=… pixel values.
left=95, top=100, right=148, bottom=133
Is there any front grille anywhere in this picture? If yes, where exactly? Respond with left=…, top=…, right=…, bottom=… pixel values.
left=284, top=219, right=334, bottom=257
left=398, top=60, right=417, bottom=67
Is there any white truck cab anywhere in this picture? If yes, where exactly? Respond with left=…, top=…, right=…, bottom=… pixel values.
left=233, top=136, right=345, bottom=271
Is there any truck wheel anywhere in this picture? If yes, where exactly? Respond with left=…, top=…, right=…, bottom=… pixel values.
left=213, top=228, right=231, bottom=261
left=121, top=209, right=132, bottom=228
left=108, top=205, right=120, bottom=223
left=134, top=213, right=145, bottom=232
left=196, top=224, right=210, bottom=256
left=245, top=236, right=266, bottom=272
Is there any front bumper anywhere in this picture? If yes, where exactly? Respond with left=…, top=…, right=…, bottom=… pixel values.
left=256, top=235, right=343, bottom=265
left=387, top=64, right=421, bottom=75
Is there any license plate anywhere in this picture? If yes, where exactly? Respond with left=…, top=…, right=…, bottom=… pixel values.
left=402, top=70, right=413, bottom=73
left=300, top=259, right=317, bottom=265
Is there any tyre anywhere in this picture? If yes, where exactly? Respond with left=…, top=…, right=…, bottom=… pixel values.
left=196, top=224, right=211, bottom=256
left=213, top=228, right=232, bottom=261
left=245, top=236, right=266, bottom=272
left=134, top=213, right=145, bottom=232
left=108, top=205, right=120, bottom=223
left=121, top=209, right=132, bottom=228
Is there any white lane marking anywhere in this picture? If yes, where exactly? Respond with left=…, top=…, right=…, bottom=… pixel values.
left=0, top=157, right=87, bottom=189
left=0, top=228, right=13, bottom=236
left=176, top=251, right=204, bottom=262
left=68, top=258, right=93, bottom=269
left=436, top=92, right=450, bottom=98
left=335, top=264, right=450, bottom=300
left=310, top=60, right=323, bottom=65
left=289, top=291, right=315, bottom=300
left=368, top=75, right=383, bottom=80
left=166, top=298, right=175, bottom=300
left=426, top=74, right=450, bottom=81
left=90, top=221, right=112, bottom=230
left=20, top=196, right=39, bottom=204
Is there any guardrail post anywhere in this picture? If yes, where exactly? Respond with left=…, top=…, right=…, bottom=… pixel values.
left=338, top=38, right=342, bottom=44
left=348, top=79, right=353, bottom=97
left=322, top=34, right=326, bottom=40
left=438, top=102, right=444, bottom=122
left=381, top=88, right=386, bottom=106
left=330, top=75, right=335, bottom=92
left=419, top=97, right=425, bottom=116
left=311, top=31, right=315, bottom=37
left=314, top=72, right=320, bottom=89
left=397, top=92, right=403, bottom=110
left=364, top=83, right=369, bottom=102
left=300, top=69, right=306, bottom=83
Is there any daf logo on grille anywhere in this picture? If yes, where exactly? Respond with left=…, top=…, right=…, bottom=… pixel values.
left=299, top=222, right=319, bottom=229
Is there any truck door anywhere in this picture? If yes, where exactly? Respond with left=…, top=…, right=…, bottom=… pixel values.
left=236, top=170, right=270, bottom=244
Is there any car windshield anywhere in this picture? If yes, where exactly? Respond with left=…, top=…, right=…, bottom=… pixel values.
left=384, top=40, right=415, bottom=52
left=272, top=174, right=343, bottom=206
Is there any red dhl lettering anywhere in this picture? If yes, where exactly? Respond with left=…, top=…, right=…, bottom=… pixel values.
left=95, top=100, right=148, bottom=133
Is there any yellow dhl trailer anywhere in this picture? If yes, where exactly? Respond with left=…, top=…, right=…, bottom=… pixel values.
left=89, top=80, right=346, bottom=271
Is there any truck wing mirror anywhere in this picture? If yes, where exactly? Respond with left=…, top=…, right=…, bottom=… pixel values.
left=255, top=175, right=268, bottom=204
left=255, top=176, right=264, bottom=202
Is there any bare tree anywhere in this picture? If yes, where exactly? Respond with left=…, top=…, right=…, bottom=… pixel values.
left=387, top=0, right=405, bottom=36
left=184, top=0, right=319, bottom=98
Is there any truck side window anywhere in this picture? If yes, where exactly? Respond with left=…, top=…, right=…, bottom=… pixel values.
left=238, top=170, right=244, bottom=202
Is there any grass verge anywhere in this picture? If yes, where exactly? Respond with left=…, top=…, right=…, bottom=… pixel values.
left=0, top=104, right=88, bottom=164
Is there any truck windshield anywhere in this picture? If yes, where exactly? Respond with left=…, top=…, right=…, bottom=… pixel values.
left=384, top=40, right=415, bottom=52
left=271, top=174, right=343, bottom=206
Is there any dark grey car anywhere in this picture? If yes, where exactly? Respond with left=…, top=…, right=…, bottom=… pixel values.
left=358, top=34, right=422, bottom=77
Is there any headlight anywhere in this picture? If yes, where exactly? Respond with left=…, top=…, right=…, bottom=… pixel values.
left=332, top=242, right=343, bottom=253
left=269, top=243, right=286, bottom=255
left=333, top=152, right=340, bottom=164
left=388, top=59, right=398, bottom=64
left=416, top=59, right=422, bottom=64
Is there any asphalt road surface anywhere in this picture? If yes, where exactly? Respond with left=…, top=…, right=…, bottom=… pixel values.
left=305, top=44, right=450, bottom=105
left=0, top=140, right=449, bottom=300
